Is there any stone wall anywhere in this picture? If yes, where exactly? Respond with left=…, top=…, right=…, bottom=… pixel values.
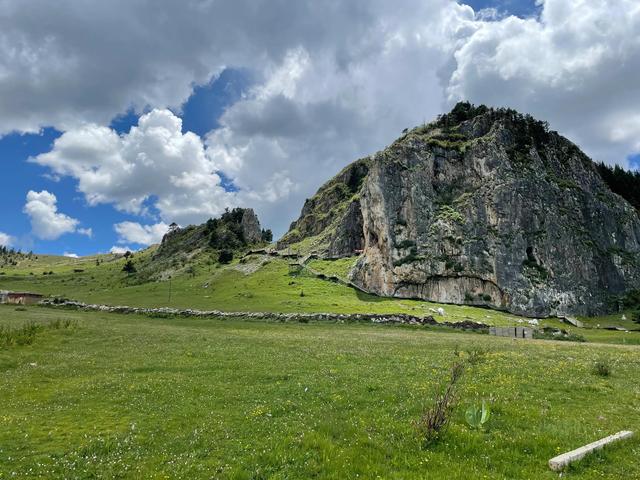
left=40, top=299, right=488, bottom=331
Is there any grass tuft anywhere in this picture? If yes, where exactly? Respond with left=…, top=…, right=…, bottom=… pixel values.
left=592, top=359, right=612, bottom=377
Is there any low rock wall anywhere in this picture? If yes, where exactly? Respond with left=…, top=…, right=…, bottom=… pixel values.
left=40, top=299, right=489, bottom=331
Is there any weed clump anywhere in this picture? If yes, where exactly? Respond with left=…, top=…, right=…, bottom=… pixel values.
left=534, top=327, right=586, bottom=342
left=593, top=360, right=612, bottom=377
left=0, top=318, right=77, bottom=348
left=0, top=322, right=41, bottom=347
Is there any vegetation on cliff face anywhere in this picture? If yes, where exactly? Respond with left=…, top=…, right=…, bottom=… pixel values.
left=205, top=208, right=271, bottom=250
left=596, top=162, right=640, bottom=212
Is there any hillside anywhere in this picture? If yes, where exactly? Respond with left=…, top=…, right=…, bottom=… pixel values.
left=280, top=103, right=640, bottom=317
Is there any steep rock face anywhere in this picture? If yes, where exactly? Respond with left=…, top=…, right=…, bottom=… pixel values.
left=278, top=159, right=369, bottom=254
left=241, top=209, right=262, bottom=245
left=282, top=105, right=640, bottom=316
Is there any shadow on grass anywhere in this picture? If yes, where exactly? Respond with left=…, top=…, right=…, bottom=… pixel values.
left=355, top=289, right=387, bottom=303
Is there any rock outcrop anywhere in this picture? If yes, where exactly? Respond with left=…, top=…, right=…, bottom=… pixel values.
left=155, top=208, right=266, bottom=260
left=280, top=103, right=640, bottom=317
left=240, top=208, right=262, bottom=245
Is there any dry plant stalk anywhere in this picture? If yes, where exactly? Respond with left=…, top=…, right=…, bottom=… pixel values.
left=416, top=360, right=465, bottom=446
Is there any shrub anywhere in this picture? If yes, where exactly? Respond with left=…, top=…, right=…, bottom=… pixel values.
left=396, top=239, right=416, bottom=249
left=533, top=329, right=586, bottom=342
left=482, top=294, right=492, bottom=302
left=218, top=250, right=233, bottom=264
left=415, top=360, right=465, bottom=446
left=122, top=260, right=136, bottom=274
left=593, top=360, right=612, bottom=377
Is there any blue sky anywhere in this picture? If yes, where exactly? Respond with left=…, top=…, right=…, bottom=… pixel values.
left=461, top=0, right=540, bottom=17
left=0, top=68, right=252, bottom=255
left=0, top=0, right=638, bottom=256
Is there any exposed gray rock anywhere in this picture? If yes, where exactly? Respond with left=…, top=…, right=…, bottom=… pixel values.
left=282, top=105, right=640, bottom=317
left=241, top=208, right=262, bottom=244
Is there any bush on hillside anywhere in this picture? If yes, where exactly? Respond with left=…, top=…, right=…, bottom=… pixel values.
left=122, top=260, right=137, bottom=274
left=261, top=229, right=273, bottom=242
left=206, top=208, right=248, bottom=250
left=218, top=249, right=233, bottom=264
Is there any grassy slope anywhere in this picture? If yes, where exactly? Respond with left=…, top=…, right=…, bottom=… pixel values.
left=1, top=252, right=637, bottom=344
left=0, top=252, right=528, bottom=325
left=1, top=305, right=639, bottom=479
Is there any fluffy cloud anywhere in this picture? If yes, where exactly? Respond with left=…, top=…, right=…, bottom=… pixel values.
left=109, top=245, right=133, bottom=255
left=33, top=109, right=235, bottom=226
left=14, top=0, right=640, bottom=239
left=0, top=0, right=459, bottom=135
left=445, top=0, right=640, bottom=167
left=0, top=232, right=13, bottom=247
left=23, top=190, right=81, bottom=240
left=63, top=252, right=79, bottom=258
left=114, top=221, right=169, bottom=246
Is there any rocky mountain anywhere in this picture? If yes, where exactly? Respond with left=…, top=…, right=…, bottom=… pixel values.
left=280, top=103, right=640, bottom=317
left=155, top=208, right=269, bottom=260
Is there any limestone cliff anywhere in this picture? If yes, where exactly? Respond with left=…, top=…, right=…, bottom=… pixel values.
left=280, top=103, right=640, bottom=317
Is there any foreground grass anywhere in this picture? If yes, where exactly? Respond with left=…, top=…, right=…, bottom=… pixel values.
left=1, top=305, right=639, bottom=479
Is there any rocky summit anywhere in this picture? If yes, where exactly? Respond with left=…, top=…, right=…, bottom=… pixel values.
left=280, top=103, right=640, bottom=317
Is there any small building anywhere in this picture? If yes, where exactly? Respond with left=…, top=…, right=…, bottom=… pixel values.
left=0, top=290, right=8, bottom=303
left=489, top=326, right=533, bottom=339
left=4, top=292, right=44, bottom=305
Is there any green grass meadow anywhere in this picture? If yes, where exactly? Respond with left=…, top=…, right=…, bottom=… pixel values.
left=1, top=305, right=640, bottom=479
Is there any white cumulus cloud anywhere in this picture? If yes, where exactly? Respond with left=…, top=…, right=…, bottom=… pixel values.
left=23, top=190, right=80, bottom=240
left=109, top=245, right=133, bottom=255
left=114, top=221, right=169, bottom=246
left=63, top=252, right=79, bottom=258
left=445, top=0, right=640, bottom=166
left=33, top=109, right=235, bottom=226
left=0, top=232, right=13, bottom=247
